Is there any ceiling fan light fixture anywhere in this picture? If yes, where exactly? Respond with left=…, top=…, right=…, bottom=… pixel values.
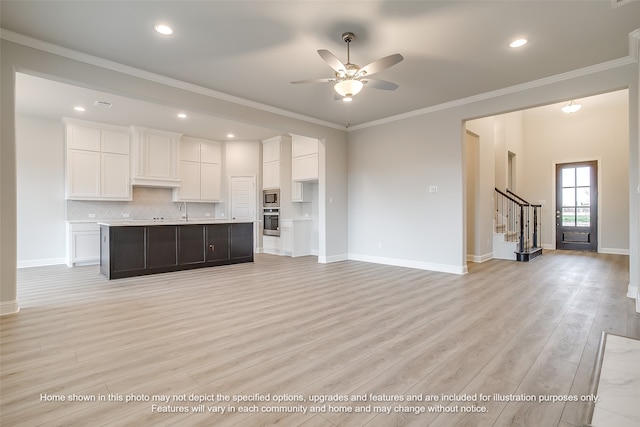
left=562, top=100, right=582, bottom=113
left=342, top=96, right=353, bottom=102
left=334, top=79, right=363, bottom=97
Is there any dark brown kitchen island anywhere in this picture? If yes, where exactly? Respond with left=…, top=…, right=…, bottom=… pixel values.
left=99, top=220, right=254, bottom=279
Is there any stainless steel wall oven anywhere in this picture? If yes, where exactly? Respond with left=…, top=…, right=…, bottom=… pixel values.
left=263, top=208, right=280, bottom=236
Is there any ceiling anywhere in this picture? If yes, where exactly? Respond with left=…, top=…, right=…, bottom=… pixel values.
left=3, top=1, right=640, bottom=135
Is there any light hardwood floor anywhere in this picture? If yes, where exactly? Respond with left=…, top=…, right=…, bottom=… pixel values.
left=1, top=251, right=638, bottom=426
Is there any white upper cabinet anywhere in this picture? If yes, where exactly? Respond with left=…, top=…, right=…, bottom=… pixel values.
left=262, top=136, right=288, bottom=189
left=173, top=136, right=222, bottom=202
left=64, top=119, right=131, bottom=200
left=291, top=134, right=319, bottom=182
left=130, top=126, right=182, bottom=187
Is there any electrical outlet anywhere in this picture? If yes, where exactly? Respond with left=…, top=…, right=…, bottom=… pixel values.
left=88, top=213, right=96, bottom=218
left=122, top=213, right=130, bottom=218
left=205, top=213, right=211, bottom=217
left=429, top=186, right=438, bottom=193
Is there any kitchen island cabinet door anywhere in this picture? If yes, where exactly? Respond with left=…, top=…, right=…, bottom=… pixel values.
left=111, top=226, right=146, bottom=274
left=147, top=226, right=178, bottom=269
left=206, top=225, right=230, bottom=262
left=178, top=225, right=206, bottom=265
left=230, top=223, right=254, bottom=260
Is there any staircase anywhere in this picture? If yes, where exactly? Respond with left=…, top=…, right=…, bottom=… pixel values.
left=493, top=188, right=543, bottom=262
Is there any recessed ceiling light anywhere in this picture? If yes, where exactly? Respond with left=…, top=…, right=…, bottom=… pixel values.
left=154, top=24, right=173, bottom=35
left=177, top=113, right=187, bottom=119
left=227, top=133, right=235, bottom=138
left=509, top=38, right=528, bottom=48
left=73, top=106, right=86, bottom=112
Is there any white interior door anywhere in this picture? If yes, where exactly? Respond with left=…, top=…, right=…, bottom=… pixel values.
left=230, top=176, right=256, bottom=222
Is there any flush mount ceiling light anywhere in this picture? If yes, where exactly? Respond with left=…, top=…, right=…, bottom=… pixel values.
left=561, top=100, right=582, bottom=113
left=73, top=106, right=85, bottom=112
left=177, top=113, right=187, bottom=118
left=291, top=32, right=403, bottom=100
left=154, top=24, right=173, bottom=35
left=509, top=38, right=528, bottom=48
left=226, top=133, right=235, bottom=138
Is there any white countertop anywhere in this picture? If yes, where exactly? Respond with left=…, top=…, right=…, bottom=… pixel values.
left=98, top=219, right=254, bottom=226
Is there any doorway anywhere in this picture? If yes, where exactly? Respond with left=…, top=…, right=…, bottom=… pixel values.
left=555, top=161, right=598, bottom=251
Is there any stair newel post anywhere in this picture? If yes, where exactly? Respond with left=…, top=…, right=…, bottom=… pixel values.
left=533, top=205, right=539, bottom=248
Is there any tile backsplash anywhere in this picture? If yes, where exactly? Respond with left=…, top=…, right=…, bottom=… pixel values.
left=66, top=187, right=220, bottom=221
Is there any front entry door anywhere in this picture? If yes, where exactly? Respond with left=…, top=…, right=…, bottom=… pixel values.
left=555, top=161, right=598, bottom=251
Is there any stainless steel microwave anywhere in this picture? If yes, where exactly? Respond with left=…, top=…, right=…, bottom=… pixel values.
left=263, top=189, right=280, bottom=208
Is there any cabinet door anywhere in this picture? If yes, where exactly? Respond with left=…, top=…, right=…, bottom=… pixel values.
left=177, top=161, right=201, bottom=201
left=101, top=153, right=131, bottom=199
left=292, top=153, right=318, bottom=181
left=263, top=139, right=280, bottom=163
left=180, top=137, right=201, bottom=162
left=206, top=224, right=230, bottom=262
left=292, top=135, right=318, bottom=157
left=291, top=181, right=304, bottom=202
left=146, top=133, right=173, bottom=178
left=111, top=227, right=146, bottom=273
left=102, top=129, right=130, bottom=154
left=179, top=225, right=206, bottom=265
left=230, top=223, right=253, bottom=259
left=147, top=226, right=178, bottom=268
left=67, top=150, right=101, bottom=198
left=68, top=125, right=100, bottom=151
left=200, top=141, right=221, bottom=164
left=263, top=160, right=280, bottom=189
left=201, top=163, right=221, bottom=201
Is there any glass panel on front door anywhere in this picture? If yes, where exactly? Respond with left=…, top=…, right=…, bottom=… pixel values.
left=556, top=162, right=597, bottom=251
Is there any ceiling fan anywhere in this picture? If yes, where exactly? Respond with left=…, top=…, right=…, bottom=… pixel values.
left=291, top=32, right=403, bottom=101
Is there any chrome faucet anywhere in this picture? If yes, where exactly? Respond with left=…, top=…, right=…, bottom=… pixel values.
left=179, top=202, right=188, bottom=221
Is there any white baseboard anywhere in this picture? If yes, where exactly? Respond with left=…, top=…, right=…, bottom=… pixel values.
left=318, top=253, right=348, bottom=264
left=17, top=257, right=66, bottom=269
left=542, top=244, right=555, bottom=250
left=600, top=247, right=630, bottom=255
left=628, top=282, right=639, bottom=314
left=0, top=300, right=20, bottom=316
left=467, top=252, right=493, bottom=263
left=348, top=253, right=467, bottom=275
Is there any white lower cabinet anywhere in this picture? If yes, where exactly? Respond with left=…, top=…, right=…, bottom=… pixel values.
left=66, top=222, right=100, bottom=267
left=278, top=219, right=311, bottom=257
left=262, top=235, right=282, bottom=255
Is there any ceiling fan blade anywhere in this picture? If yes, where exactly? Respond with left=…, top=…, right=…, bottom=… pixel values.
left=361, top=78, right=399, bottom=91
left=318, top=49, right=346, bottom=73
left=290, top=78, right=335, bottom=84
left=357, top=53, right=404, bottom=77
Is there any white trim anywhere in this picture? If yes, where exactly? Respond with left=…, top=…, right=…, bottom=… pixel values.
left=542, top=244, right=555, bottom=250
left=17, top=258, right=67, bottom=269
left=628, top=282, right=638, bottom=299
left=348, top=253, right=468, bottom=275
left=0, top=29, right=344, bottom=131
left=0, top=300, right=20, bottom=316
left=467, top=252, right=493, bottom=263
left=600, top=247, right=631, bottom=255
left=318, top=253, right=348, bottom=264
left=349, top=55, right=638, bottom=131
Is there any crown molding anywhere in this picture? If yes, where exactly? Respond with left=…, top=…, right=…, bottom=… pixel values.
left=349, top=53, right=637, bottom=131
left=0, top=29, right=345, bottom=132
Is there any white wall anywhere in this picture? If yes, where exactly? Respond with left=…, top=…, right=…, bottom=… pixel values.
left=521, top=90, right=629, bottom=252
left=348, top=61, right=638, bottom=275
left=15, top=115, right=66, bottom=267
